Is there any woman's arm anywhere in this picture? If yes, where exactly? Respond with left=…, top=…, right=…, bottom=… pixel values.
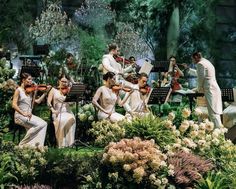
left=92, top=87, right=109, bottom=114
left=117, top=89, right=134, bottom=107
left=47, top=88, right=59, bottom=115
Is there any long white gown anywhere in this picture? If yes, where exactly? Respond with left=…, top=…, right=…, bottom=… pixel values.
left=51, top=88, right=76, bottom=147
left=93, top=86, right=124, bottom=123
left=14, top=87, right=47, bottom=147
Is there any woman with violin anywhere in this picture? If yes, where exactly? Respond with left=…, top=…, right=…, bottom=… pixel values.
left=123, top=72, right=151, bottom=120
left=92, top=72, right=133, bottom=123
left=12, top=73, right=48, bottom=147
left=167, top=55, right=184, bottom=91
left=47, top=74, right=76, bottom=148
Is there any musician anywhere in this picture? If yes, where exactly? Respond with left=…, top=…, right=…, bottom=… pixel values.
left=167, top=55, right=184, bottom=91
left=60, top=53, right=78, bottom=84
left=12, top=73, right=47, bottom=147
left=92, top=72, right=133, bottom=123
left=192, top=52, right=222, bottom=128
left=123, top=73, right=151, bottom=120
left=47, top=74, right=76, bottom=148
left=102, top=43, right=134, bottom=83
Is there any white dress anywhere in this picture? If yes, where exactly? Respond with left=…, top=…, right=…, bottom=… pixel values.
left=93, top=86, right=124, bottom=122
left=14, top=87, right=47, bottom=147
left=51, top=88, right=76, bottom=147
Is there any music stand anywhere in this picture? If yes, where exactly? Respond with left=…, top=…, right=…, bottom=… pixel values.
left=221, top=88, right=234, bottom=102
left=148, top=87, right=172, bottom=115
left=152, top=60, right=169, bottom=87
left=65, top=84, right=89, bottom=148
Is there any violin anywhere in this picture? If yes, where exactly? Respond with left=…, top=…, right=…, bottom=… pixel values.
left=59, top=87, right=70, bottom=95
left=25, top=84, right=51, bottom=93
left=114, top=55, right=130, bottom=64
left=111, top=84, right=132, bottom=93
left=139, top=85, right=151, bottom=95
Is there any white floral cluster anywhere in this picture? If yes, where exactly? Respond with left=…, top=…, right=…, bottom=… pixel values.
left=89, top=120, right=125, bottom=147
left=29, top=3, right=78, bottom=46
left=0, top=58, right=16, bottom=84
left=164, top=109, right=231, bottom=156
left=114, top=22, right=152, bottom=58
left=74, top=0, right=114, bottom=31
left=78, top=103, right=95, bottom=122
left=102, top=137, right=171, bottom=187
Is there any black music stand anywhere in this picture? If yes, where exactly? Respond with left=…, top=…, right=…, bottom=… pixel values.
left=152, top=60, right=169, bottom=87
left=65, top=84, right=90, bottom=148
left=221, top=88, right=234, bottom=102
left=20, top=66, right=41, bottom=78
left=148, top=87, right=172, bottom=115
left=185, top=92, right=204, bottom=119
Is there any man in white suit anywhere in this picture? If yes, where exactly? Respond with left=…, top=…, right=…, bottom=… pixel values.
left=123, top=73, right=151, bottom=120
left=102, top=43, right=134, bottom=84
left=192, top=52, right=222, bottom=127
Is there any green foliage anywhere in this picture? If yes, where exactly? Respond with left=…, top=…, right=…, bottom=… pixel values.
left=122, top=115, right=177, bottom=149
left=195, top=171, right=228, bottom=189
left=89, top=120, right=125, bottom=147
left=79, top=30, right=106, bottom=65
left=0, top=0, right=38, bottom=52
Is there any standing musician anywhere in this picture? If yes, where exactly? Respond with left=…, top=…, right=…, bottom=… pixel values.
left=47, top=74, right=76, bottom=148
left=12, top=73, right=48, bottom=147
left=123, top=73, right=151, bottom=120
left=102, top=43, right=134, bottom=84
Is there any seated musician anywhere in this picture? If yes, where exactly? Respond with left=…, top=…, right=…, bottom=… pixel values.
left=47, top=74, right=76, bottom=148
left=167, top=55, right=184, bottom=91
left=92, top=72, right=133, bottom=123
left=12, top=73, right=48, bottom=147
left=123, top=73, right=151, bottom=120
left=223, top=88, right=236, bottom=129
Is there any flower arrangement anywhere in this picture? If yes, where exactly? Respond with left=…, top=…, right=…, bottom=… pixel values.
left=89, top=120, right=125, bottom=147
left=101, top=137, right=171, bottom=188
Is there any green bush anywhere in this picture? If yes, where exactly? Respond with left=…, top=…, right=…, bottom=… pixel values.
left=122, top=115, right=177, bottom=150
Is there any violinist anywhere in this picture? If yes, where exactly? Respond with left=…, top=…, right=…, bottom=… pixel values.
left=92, top=72, right=133, bottom=123
left=12, top=73, right=48, bottom=147
left=167, top=55, right=184, bottom=91
left=123, top=72, right=151, bottom=120
left=47, top=74, right=76, bottom=148
left=60, top=53, right=78, bottom=84
left=102, top=43, right=134, bottom=83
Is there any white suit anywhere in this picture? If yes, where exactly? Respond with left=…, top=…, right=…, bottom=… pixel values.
left=196, top=58, right=222, bottom=127
left=123, top=84, right=150, bottom=120
left=102, top=54, right=134, bottom=84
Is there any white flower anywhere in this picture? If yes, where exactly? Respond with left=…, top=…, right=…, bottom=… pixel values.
left=160, top=161, right=167, bottom=167
left=182, top=108, right=191, bottom=118
left=153, top=179, right=161, bottom=186
left=161, top=178, right=169, bottom=185
left=149, top=174, right=156, bottom=181
left=199, top=122, right=206, bottom=130
left=192, top=124, right=199, bottom=131
left=198, top=140, right=206, bottom=147
left=212, top=138, right=220, bottom=146
left=168, top=112, right=175, bottom=121
left=168, top=169, right=175, bottom=176
left=179, top=120, right=189, bottom=133
left=194, top=107, right=203, bottom=115
left=164, top=120, right=173, bottom=129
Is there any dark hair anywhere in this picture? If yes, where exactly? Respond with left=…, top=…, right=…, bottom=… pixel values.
left=108, top=43, right=118, bottom=52
left=129, top=56, right=135, bottom=61
left=169, top=55, right=176, bottom=60
left=138, top=72, right=148, bottom=79
left=20, top=72, right=31, bottom=83
left=103, top=72, right=115, bottom=81
left=66, top=53, right=73, bottom=59
left=192, top=51, right=202, bottom=58
left=59, top=74, right=70, bottom=81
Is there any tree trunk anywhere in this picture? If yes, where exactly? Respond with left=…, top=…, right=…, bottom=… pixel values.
left=167, top=5, right=180, bottom=59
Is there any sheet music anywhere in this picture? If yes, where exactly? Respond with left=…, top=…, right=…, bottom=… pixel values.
left=175, top=89, right=195, bottom=95
left=139, top=61, right=153, bottom=75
